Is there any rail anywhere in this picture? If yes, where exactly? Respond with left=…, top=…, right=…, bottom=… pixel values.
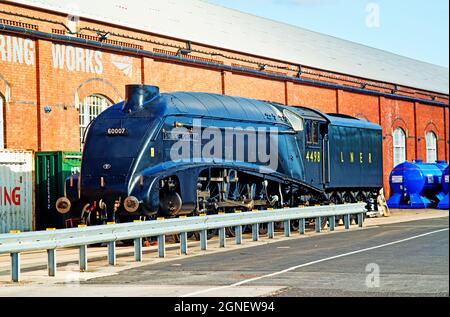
left=0, top=204, right=366, bottom=282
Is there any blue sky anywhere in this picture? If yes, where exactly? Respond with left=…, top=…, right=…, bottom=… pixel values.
left=207, top=0, right=449, bottom=68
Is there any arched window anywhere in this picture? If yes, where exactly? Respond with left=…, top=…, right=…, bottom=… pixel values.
left=0, top=94, right=5, bottom=149
left=393, top=128, right=406, bottom=167
left=426, top=131, right=437, bottom=163
left=79, top=94, right=112, bottom=150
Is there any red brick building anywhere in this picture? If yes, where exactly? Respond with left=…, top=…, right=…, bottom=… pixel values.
left=0, top=0, right=448, bottom=196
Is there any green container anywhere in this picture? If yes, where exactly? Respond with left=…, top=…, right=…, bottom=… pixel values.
left=35, top=151, right=82, bottom=230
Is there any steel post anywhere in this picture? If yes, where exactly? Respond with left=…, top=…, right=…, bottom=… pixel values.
left=284, top=220, right=291, bottom=237
left=315, top=217, right=322, bottom=233
left=200, top=230, right=208, bottom=250
left=358, top=213, right=364, bottom=228
left=134, top=238, right=142, bottom=262
left=11, top=253, right=20, bottom=282
left=108, top=241, right=116, bottom=266
left=268, top=222, right=275, bottom=239
left=47, top=249, right=56, bottom=277
left=299, top=219, right=305, bottom=235
left=180, top=232, right=188, bottom=255
left=344, top=214, right=350, bottom=230
left=79, top=245, right=87, bottom=272
left=252, top=224, right=259, bottom=241
left=329, top=216, right=336, bottom=232
left=219, top=228, right=226, bottom=248
left=235, top=226, right=242, bottom=245
left=158, top=235, right=165, bottom=258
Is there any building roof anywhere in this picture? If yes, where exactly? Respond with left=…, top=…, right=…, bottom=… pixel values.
left=7, top=0, right=449, bottom=94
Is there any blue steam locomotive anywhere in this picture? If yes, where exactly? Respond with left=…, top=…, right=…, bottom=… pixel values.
left=56, top=85, right=383, bottom=227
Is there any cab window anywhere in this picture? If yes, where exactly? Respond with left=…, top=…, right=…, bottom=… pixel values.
left=306, top=120, right=319, bottom=145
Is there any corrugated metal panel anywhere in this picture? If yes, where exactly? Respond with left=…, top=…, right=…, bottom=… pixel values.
left=0, top=150, right=33, bottom=234
left=4, top=0, right=449, bottom=94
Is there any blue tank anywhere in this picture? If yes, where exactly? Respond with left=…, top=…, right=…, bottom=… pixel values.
left=387, top=160, right=444, bottom=209
left=438, top=166, right=449, bottom=210
left=435, top=160, right=449, bottom=172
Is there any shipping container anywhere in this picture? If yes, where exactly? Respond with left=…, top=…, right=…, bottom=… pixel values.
left=35, top=152, right=82, bottom=230
left=0, top=150, right=33, bottom=234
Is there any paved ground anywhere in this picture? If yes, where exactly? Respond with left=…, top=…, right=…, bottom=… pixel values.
left=81, top=217, right=449, bottom=297
left=0, top=209, right=447, bottom=297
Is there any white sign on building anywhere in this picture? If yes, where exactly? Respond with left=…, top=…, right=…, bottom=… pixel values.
left=0, top=35, right=35, bottom=66
left=51, top=44, right=103, bottom=75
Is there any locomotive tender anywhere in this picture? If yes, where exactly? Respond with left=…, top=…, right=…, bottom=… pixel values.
left=56, top=85, right=383, bottom=226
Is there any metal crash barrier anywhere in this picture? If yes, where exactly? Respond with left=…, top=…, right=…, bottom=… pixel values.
left=0, top=204, right=366, bottom=282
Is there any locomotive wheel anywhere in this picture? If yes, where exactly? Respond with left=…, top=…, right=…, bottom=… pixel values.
left=309, top=217, right=328, bottom=229
left=171, top=234, right=181, bottom=243
left=259, top=223, right=268, bottom=235
left=290, top=220, right=300, bottom=232
left=321, top=217, right=328, bottom=230
left=226, top=227, right=236, bottom=237
left=243, top=225, right=253, bottom=234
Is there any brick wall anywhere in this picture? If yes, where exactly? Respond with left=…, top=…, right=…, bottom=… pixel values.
left=0, top=2, right=448, bottom=197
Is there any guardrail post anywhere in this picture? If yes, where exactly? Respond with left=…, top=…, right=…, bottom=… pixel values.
left=299, top=219, right=305, bottom=235
left=108, top=241, right=116, bottom=266
left=47, top=249, right=56, bottom=277
left=235, top=226, right=242, bottom=245
left=268, top=222, right=275, bottom=239
left=134, top=238, right=143, bottom=262
left=252, top=224, right=259, bottom=241
left=329, top=216, right=336, bottom=232
left=358, top=213, right=364, bottom=228
left=344, top=214, right=350, bottom=230
left=158, top=235, right=165, bottom=258
left=11, top=253, right=20, bottom=282
left=200, top=230, right=208, bottom=250
left=315, top=217, right=321, bottom=233
left=219, top=228, right=226, bottom=248
left=180, top=232, right=188, bottom=255
left=79, top=245, right=88, bottom=272
left=284, top=220, right=291, bottom=237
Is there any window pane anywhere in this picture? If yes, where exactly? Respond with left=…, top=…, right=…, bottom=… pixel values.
left=80, top=95, right=112, bottom=151
left=426, top=132, right=437, bottom=163
left=306, top=121, right=312, bottom=144
left=393, top=128, right=406, bottom=167
left=284, top=110, right=304, bottom=131
left=313, top=122, right=319, bottom=144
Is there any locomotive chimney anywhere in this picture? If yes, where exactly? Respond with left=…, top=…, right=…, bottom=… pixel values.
left=122, top=84, right=160, bottom=113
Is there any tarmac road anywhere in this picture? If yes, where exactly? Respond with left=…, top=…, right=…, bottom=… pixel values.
left=82, top=217, right=449, bottom=297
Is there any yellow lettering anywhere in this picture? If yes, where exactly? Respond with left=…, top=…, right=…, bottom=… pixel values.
left=340, top=152, right=344, bottom=163
left=318, top=152, right=321, bottom=163
left=360, top=152, right=363, bottom=164
left=306, top=152, right=310, bottom=161
left=369, top=153, right=372, bottom=164
left=350, top=152, right=354, bottom=163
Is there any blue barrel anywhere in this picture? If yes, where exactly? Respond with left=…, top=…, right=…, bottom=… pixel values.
left=438, top=166, right=449, bottom=210
left=442, top=166, right=449, bottom=195
left=435, top=160, right=449, bottom=172
left=387, top=160, right=444, bottom=208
